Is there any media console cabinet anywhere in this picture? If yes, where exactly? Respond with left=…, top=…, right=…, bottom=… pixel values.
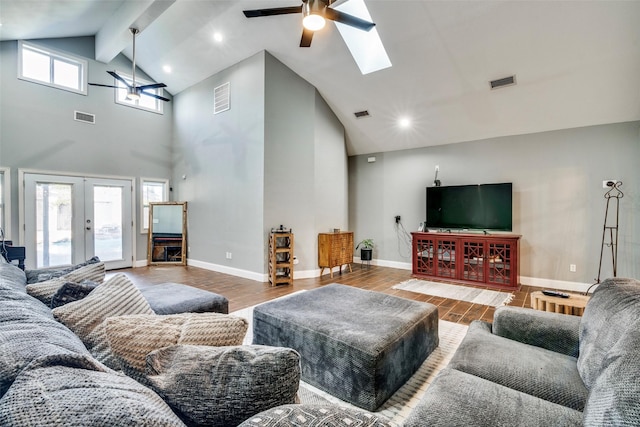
left=411, top=232, right=521, bottom=290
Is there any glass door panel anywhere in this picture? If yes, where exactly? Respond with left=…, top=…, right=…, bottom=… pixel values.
left=35, top=182, right=73, bottom=267
left=92, top=186, right=123, bottom=262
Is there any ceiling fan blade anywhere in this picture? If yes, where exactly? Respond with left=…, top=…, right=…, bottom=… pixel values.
left=88, top=83, right=119, bottom=88
left=243, top=6, right=302, bottom=18
left=107, top=71, right=131, bottom=88
left=141, top=91, right=170, bottom=102
left=137, top=82, right=167, bottom=91
left=324, top=8, right=375, bottom=31
left=300, top=28, right=314, bottom=47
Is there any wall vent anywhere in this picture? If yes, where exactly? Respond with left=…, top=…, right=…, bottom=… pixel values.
left=74, top=111, right=95, bottom=124
left=490, top=75, right=517, bottom=90
left=354, top=110, right=370, bottom=118
left=214, top=82, right=230, bottom=114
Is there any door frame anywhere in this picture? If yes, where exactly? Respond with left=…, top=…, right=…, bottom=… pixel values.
left=18, top=168, right=137, bottom=270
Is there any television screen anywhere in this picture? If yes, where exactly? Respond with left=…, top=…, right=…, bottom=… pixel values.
left=426, top=183, right=512, bottom=231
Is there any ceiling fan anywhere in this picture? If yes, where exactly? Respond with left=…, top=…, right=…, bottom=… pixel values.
left=243, top=0, right=376, bottom=47
left=89, top=28, right=170, bottom=102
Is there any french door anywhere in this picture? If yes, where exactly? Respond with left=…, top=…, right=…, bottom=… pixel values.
left=23, top=173, right=134, bottom=270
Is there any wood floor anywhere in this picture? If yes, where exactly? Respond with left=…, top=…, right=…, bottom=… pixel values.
left=113, top=263, right=549, bottom=326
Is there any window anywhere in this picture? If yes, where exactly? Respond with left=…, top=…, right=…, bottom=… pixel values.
left=18, top=41, right=88, bottom=95
left=141, top=179, right=169, bottom=232
left=115, top=73, right=165, bottom=114
left=0, top=168, right=10, bottom=239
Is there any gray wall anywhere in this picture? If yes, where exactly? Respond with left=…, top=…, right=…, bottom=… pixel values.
left=172, top=51, right=266, bottom=274
left=0, top=37, right=173, bottom=261
left=173, top=51, right=348, bottom=277
left=349, top=121, right=640, bottom=286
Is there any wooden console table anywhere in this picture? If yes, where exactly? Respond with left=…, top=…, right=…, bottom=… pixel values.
left=318, top=231, right=353, bottom=278
left=530, top=291, right=590, bottom=316
left=412, top=232, right=520, bottom=290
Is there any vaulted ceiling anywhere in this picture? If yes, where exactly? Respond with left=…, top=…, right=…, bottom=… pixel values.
left=1, top=0, right=639, bottom=156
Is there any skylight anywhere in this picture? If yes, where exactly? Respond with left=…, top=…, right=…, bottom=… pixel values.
left=333, top=0, right=392, bottom=75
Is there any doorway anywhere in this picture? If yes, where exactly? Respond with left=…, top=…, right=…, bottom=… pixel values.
left=22, top=172, right=134, bottom=270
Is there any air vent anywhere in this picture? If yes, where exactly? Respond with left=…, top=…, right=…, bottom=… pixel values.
left=214, top=82, right=230, bottom=114
left=490, top=75, right=517, bottom=90
left=74, top=111, right=95, bottom=124
left=354, top=110, right=370, bottom=118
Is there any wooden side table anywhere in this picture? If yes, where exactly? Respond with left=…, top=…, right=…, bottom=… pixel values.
left=530, top=291, right=590, bottom=316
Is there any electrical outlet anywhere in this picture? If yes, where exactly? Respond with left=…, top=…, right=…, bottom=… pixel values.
left=570, top=264, right=577, bottom=272
left=226, top=252, right=232, bottom=260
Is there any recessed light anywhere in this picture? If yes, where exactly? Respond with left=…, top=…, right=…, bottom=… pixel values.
left=399, top=117, right=411, bottom=128
left=213, top=32, right=223, bottom=42
left=163, top=65, right=172, bottom=73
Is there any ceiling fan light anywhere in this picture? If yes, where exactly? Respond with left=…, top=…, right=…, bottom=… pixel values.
left=303, top=14, right=325, bottom=31
left=126, top=91, right=140, bottom=101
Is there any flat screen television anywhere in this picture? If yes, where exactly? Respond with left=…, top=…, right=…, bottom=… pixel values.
left=426, top=183, right=513, bottom=231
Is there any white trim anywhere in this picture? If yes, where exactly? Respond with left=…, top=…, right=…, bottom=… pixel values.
left=113, top=71, right=165, bottom=114
left=0, top=167, right=11, bottom=240
left=187, top=258, right=265, bottom=282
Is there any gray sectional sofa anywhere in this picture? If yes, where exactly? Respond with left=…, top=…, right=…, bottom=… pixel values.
left=405, top=277, right=640, bottom=426
left=0, top=258, right=303, bottom=426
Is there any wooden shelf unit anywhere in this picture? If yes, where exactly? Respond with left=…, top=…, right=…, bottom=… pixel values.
left=318, top=231, right=353, bottom=278
left=412, top=231, right=521, bottom=290
left=268, top=232, right=294, bottom=286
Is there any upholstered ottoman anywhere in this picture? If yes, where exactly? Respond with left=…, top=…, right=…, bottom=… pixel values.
left=140, top=282, right=228, bottom=315
left=252, top=284, right=439, bottom=411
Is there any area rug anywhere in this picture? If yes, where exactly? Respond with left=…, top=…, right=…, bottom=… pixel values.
left=231, top=295, right=468, bottom=426
left=392, top=278, right=514, bottom=308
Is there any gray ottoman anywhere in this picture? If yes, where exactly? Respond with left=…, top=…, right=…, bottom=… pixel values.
left=252, top=284, right=439, bottom=411
left=140, top=282, right=228, bottom=315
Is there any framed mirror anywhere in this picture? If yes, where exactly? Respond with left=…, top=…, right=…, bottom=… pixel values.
left=147, top=202, right=187, bottom=265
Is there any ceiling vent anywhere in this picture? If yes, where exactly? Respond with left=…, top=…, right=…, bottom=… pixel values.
left=74, top=111, right=95, bottom=124
left=490, top=75, right=517, bottom=90
left=214, top=82, right=230, bottom=114
left=354, top=110, right=370, bottom=118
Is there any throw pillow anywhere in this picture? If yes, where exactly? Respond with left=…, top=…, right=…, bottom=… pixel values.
left=49, top=279, right=100, bottom=309
left=146, top=344, right=301, bottom=427
left=26, top=261, right=105, bottom=306
left=25, top=256, right=100, bottom=284
left=52, top=273, right=154, bottom=369
left=0, top=353, right=186, bottom=427
left=105, top=312, right=248, bottom=382
left=238, top=404, right=392, bottom=427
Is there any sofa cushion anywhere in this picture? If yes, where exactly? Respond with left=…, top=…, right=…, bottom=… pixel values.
left=448, top=320, right=588, bottom=410
left=238, top=404, right=392, bottom=427
left=105, top=312, right=248, bottom=382
left=26, top=262, right=105, bottom=306
left=146, top=344, right=300, bottom=427
left=578, top=278, right=640, bottom=388
left=52, top=273, right=154, bottom=369
left=24, top=256, right=100, bottom=284
left=49, top=279, right=100, bottom=308
left=0, top=353, right=186, bottom=426
left=0, top=299, right=90, bottom=398
left=583, top=318, right=640, bottom=425
left=0, top=263, right=27, bottom=291
left=404, top=368, right=583, bottom=427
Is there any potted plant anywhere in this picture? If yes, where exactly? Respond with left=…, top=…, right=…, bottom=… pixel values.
left=355, top=239, right=374, bottom=262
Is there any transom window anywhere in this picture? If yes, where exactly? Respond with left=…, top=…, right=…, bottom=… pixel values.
left=115, top=73, right=165, bottom=114
left=18, top=41, right=87, bottom=95
left=141, top=179, right=169, bottom=232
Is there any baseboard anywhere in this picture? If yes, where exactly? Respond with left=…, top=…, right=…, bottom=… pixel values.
left=353, top=257, right=412, bottom=271
left=133, top=259, right=148, bottom=268
left=187, top=259, right=265, bottom=282
left=520, top=276, right=594, bottom=293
